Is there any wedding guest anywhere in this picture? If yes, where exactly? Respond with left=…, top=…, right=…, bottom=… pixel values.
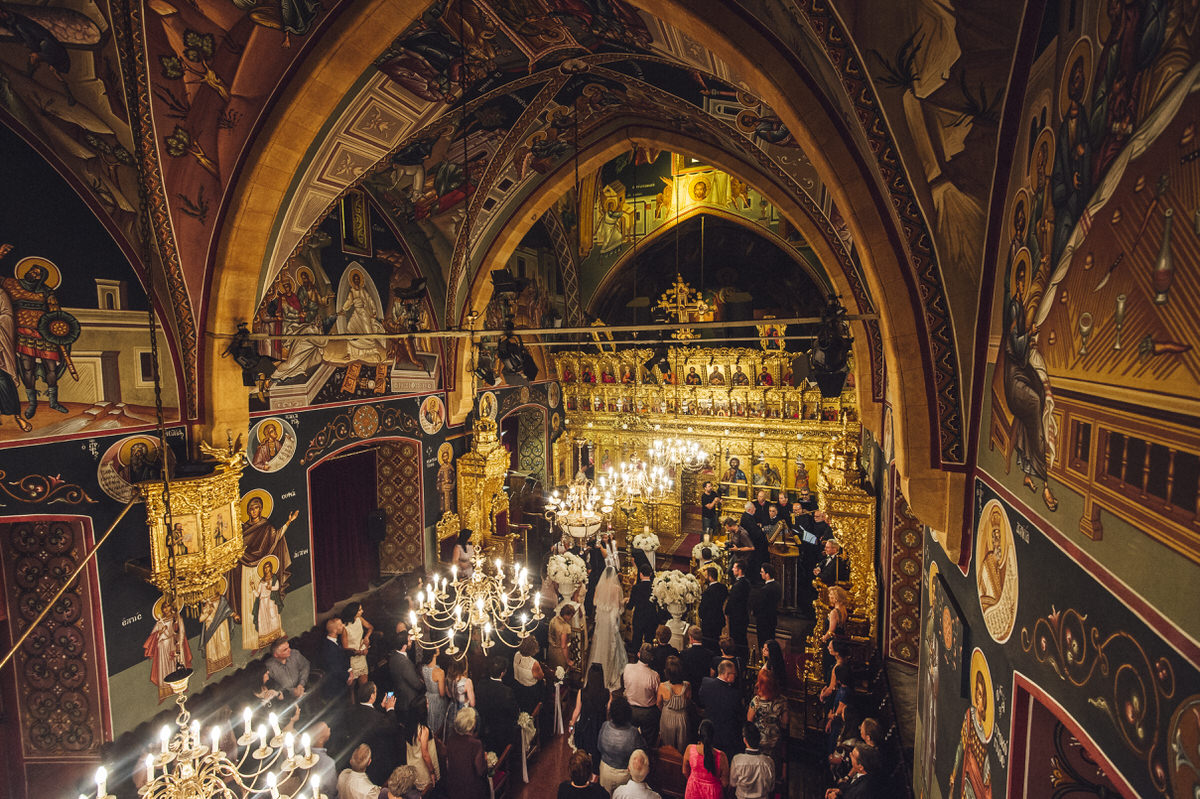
left=680, top=626, right=713, bottom=701
left=699, top=660, right=744, bottom=756
left=650, top=625, right=679, bottom=678
left=320, top=616, right=353, bottom=705
left=558, top=750, right=607, bottom=799
left=612, top=750, right=661, bottom=799
left=824, top=663, right=853, bottom=753
left=512, top=635, right=546, bottom=712
left=570, top=664, right=610, bottom=777
left=747, top=669, right=788, bottom=769
left=474, top=656, right=519, bottom=755
left=754, top=564, right=782, bottom=644
left=724, top=560, right=752, bottom=661
left=453, top=529, right=476, bottom=579
left=444, top=656, right=475, bottom=730
left=698, top=566, right=728, bottom=651
left=389, top=630, right=424, bottom=719
left=759, top=640, right=788, bottom=689
left=598, top=694, right=646, bottom=793
left=824, top=744, right=882, bottom=799
left=386, top=766, right=421, bottom=799
left=419, top=646, right=448, bottom=738
left=338, top=744, right=382, bottom=799
left=443, top=708, right=488, bottom=799
left=403, top=702, right=439, bottom=794
left=730, top=724, right=774, bottom=799
left=623, top=644, right=661, bottom=745
left=549, top=605, right=578, bottom=672
left=709, top=636, right=745, bottom=693
left=340, top=602, right=374, bottom=687
left=628, top=565, right=658, bottom=649
left=814, top=539, right=849, bottom=586
left=657, top=655, right=693, bottom=754
left=266, top=638, right=310, bottom=698
left=682, top=719, right=729, bottom=799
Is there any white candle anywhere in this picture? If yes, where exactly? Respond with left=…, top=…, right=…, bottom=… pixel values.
left=310, top=775, right=321, bottom=799
left=242, top=707, right=252, bottom=737
left=285, top=731, right=295, bottom=760
left=257, top=725, right=267, bottom=750
left=190, top=720, right=200, bottom=749
left=210, top=727, right=221, bottom=753
left=301, top=732, right=311, bottom=759
left=160, top=725, right=170, bottom=753
left=144, top=754, right=154, bottom=781
left=269, top=712, right=281, bottom=738
left=451, top=565, right=458, bottom=582
left=95, top=766, right=108, bottom=798
left=267, top=771, right=280, bottom=799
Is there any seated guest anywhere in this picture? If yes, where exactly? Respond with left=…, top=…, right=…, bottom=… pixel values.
left=559, top=750, right=607, bottom=799
left=443, top=708, right=488, bottom=799
left=680, top=626, right=714, bottom=701
left=730, top=723, right=774, bottom=799
left=598, top=694, right=646, bottom=794
left=623, top=644, right=661, bottom=745
left=474, top=656, right=519, bottom=756
left=386, top=765, right=421, bottom=799
left=251, top=663, right=285, bottom=711
left=650, top=625, right=679, bottom=678
left=700, top=660, right=744, bottom=757
left=747, top=669, right=788, bottom=770
left=612, top=749, right=660, bottom=799
left=338, top=744, right=382, bottom=799
left=814, top=539, right=850, bottom=586
left=512, top=635, right=545, bottom=712
left=825, top=744, right=882, bottom=799
left=657, top=655, right=693, bottom=754
left=266, top=638, right=310, bottom=698
left=683, top=719, right=729, bottom=799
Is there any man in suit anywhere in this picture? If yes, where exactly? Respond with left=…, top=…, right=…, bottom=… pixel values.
left=319, top=616, right=353, bottom=704
left=333, top=681, right=401, bottom=784
left=387, top=628, right=424, bottom=718
left=814, top=538, right=850, bottom=585
left=583, top=537, right=606, bottom=620
left=628, top=563, right=658, bottom=649
left=773, top=491, right=792, bottom=525
left=825, top=743, right=882, bottom=799
left=680, top=625, right=713, bottom=703
left=699, top=659, right=744, bottom=756
left=752, top=489, right=772, bottom=526
left=754, top=563, right=783, bottom=644
left=697, top=565, right=728, bottom=650
left=724, top=559, right=752, bottom=661
left=474, top=656, right=520, bottom=755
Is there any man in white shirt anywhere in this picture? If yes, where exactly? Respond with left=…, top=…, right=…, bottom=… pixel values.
left=612, top=749, right=661, bottom=799
left=622, top=644, right=661, bottom=744
left=337, top=743, right=381, bottom=799
left=730, top=724, right=774, bottom=799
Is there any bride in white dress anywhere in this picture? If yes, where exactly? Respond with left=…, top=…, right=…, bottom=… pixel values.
left=589, top=565, right=627, bottom=689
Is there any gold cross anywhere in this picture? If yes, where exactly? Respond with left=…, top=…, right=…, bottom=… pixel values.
left=655, top=274, right=709, bottom=340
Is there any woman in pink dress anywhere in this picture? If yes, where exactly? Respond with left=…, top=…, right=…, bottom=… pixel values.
left=682, top=719, right=728, bottom=799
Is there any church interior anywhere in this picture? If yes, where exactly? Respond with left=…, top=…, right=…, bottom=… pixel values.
left=0, top=1, right=1198, bottom=797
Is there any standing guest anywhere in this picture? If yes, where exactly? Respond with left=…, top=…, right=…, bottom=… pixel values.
left=814, top=540, right=850, bottom=586
left=650, top=625, right=679, bottom=678
left=752, top=490, right=772, bottom=526
left=385, top=766, right=421, bottom=799
left=558, top=750, right=607, bottom=799
left=747, top=669, right=788, bottom=770
left=682, top=719, right=729, bottom=799
left=612, top=750, right=661, bottom=799
left=820, top=639, right=851, bottom=704
left=821, top=585, right=852, bottom=677
left=338, top=744, right=381, bottom=799
left=452, top=529, right=476, bottom=579
left=700, top=482, right=720, bottom=538
left=443, top=708, right=488, bottom=799
left=725, top=560, right=752, bottom=662
left=474, top=656, right=519, bottom=756
left=710, top=636, right=745, bottom=690
left=700, top=660, right=744, bottom=757
left=569, top=664, right=609, bottom=777
left=335, top=681, right=400, bottom=785
left=628, top=565, right=658, bottom=649
left=657, top=655, right=693, bottom=754
left=403, top=702, right=439, bottom=794
left=304, top=722, right=338, bottom=799
left=680, top=626, right=713, bottom=702
left=824, top=663, right=853, bottom=754
left=598, top=694, right=646, bottom=794
left=773, top=491, right=791, bottom=525
left=759, top=640, right=788, bottom=689
left=761, top=504, right=786, bottom=543
left=444, top=656, right=475, bottom=731
left=389, top=630, right=424, bottom=719
left=730, top=724, right=774, bottom=799
left=320, top=616, right=353, bottom=703
left=419, top=646, right=448, bottom=738
left=698, top=566, right=728, bottom=651
left=266, top=638, right=310, bottom=698
left=340, top=602, right=374, bottom=687
left=549, top=604, right=578, bottom=672
left=754, top=564, right=782, bottom=645
left=512, top=635, right=545, bottom=712
left=623, top=644, right=661, bottom=745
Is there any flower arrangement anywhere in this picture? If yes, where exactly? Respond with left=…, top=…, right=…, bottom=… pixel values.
left=485, top=751, right=498, bottom=775
left=547, top=552, right=587, bottom=586
left=651, top=569, right=701, bottom=608
left=632, top=531, right=661, bottom=552
left=555, top=665, right=566, bottom=682
left=692, top=540, right=718, bottom=562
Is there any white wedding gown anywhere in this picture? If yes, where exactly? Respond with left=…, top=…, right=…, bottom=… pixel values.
left=589, top=566, right=627, bottom=689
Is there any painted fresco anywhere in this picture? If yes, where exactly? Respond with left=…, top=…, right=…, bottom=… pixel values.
left=0, top=123, right=179, bottom=446
left=249, top=201, right=440, bottom=411
left=915, top=478, right=1200, bottom=799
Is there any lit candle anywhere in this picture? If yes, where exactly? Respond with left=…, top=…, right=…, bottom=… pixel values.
left=454, top=605, right=462, bottom=623
left=520, top=612, right=528, bottom=633
left=160, top=725, right=170, bottom=753
left=451, top=565, right=458, bottom=582
left=269, top=712, right=281, bottom=738
left=285, top=731, right=295, bottom=761
left=210, top=726, right=221, bottom=753
left=144, top=754, right=154, bottom=781
left=257, top=724, right=268, bottom=750
left=190, top=720, right=201, bottom=749
left=242, top=707, right=252, bottom=737
left=534, top=593, right=540, bottom=611
left=95, top=766, right=108, bottom=798
left=301, top=732, right=311, bottom=760
left=483, top=622, right=492, bottom=643
left=417, top=590, right=425, bottom=607
left=501, top=592, right=508, bottom=606
left=266, top=771, right=280, bottom=799
left=310, top=775, right=321, bottom=799
left=441, top=577, right=447, bottom=592
left=409, top=610, right=418, bottom=629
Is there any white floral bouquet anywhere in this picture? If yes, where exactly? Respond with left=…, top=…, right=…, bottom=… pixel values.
left=547, top=552, right=587, bottom=586
left=651, top=569, right=701, bottom=608
left=632, top=531, right=661, bottom=551
left=555, top=665, right=566, bottom=682
left=518, top=711, right=536, bottom=749
left=692, top=539, right=718, bottom=562
left=485, top=751, right=498, bottom=775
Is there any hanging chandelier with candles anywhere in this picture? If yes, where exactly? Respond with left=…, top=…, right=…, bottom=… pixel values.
left=91, top=673, right=326, bottom=799
left=603, top=456, right=673, bottom=511
left=647, top=436, right=708, bottom=470
left=409, top=544, right=541, bottom=654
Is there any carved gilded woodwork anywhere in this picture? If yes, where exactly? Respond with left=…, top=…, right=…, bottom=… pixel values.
left=455, top=416, right=516, bottom=558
